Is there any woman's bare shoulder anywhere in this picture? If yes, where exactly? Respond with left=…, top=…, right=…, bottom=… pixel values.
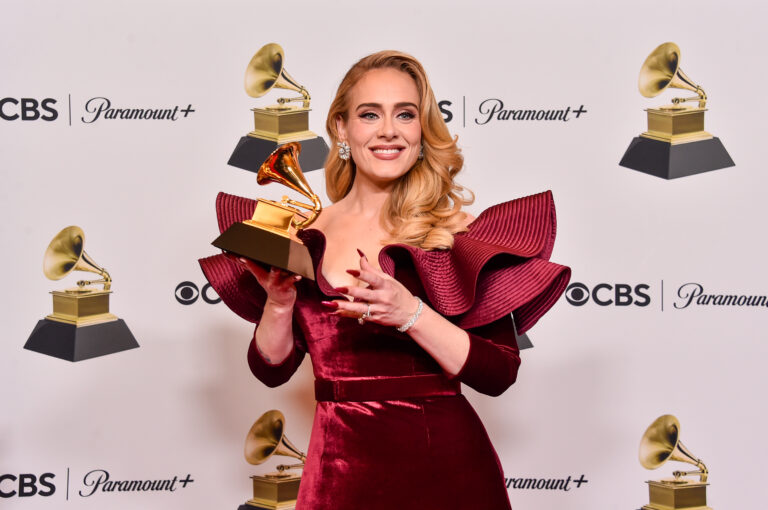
left=306, top=203, right=340, bottom=232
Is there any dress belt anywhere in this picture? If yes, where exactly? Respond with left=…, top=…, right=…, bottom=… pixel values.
left=314, top=374, right=461, bottom=402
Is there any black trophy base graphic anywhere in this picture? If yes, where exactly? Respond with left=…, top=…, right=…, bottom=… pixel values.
left=228, top=136, right=329, bottom=173
left=236, top=505, right=294, bottom=510
left=517, top=332, right=532, bottom=350
left=24, top=318, right=139, bottom=362
left=619, top=136, right=734, bottom=179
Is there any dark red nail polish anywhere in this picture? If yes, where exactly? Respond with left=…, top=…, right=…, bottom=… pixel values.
left=346, top=269, right=360, bottom=277
left=320, top=301, right=339, bottom=309
left=334, top=286, right=349, bottom=294
left=356, top=248, right=367, bottom=259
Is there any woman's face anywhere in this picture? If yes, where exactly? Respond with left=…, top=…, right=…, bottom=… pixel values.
left=337, top=68, right=422, bottom=187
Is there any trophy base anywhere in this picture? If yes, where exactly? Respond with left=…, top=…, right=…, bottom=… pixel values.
left=238, top=506, right=290, bottom=510
left=643, top=506, right=712, bottom=510
left=642, top=480, right=711, bottom=510
left=240, top=473, right=301, bottom=510
left=239, top=504, right=296, bottom=510
left=517, top=331, right=532, bottom=350
left=24, top=318, right=139, bottom=362
left=48, top=289, right=116, bottom=326
left=643, top=107, right=710, bottom=144
left=228, top=136, right=329, bottom=174
left=238, top=504, right=296, bottom=510
left=619, top=136, right=734, bottom=179
left=212, top=222, right=315, bottom=280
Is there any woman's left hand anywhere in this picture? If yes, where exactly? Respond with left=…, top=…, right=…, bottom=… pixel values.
left=322, top=250, right=420, bottom=328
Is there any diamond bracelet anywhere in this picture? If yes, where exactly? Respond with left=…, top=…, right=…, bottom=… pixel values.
left=397, top=297, right=424, bottom=333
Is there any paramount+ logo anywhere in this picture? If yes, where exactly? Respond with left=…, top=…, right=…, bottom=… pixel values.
left=565, top=282, right=651, bottom=307
left=438, top=97, right=587, bottom=127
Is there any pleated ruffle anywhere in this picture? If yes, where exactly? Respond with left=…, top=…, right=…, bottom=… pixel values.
left=378, top=191, right=570, bottom=331
left=199, top=193, right=266, bottom=323
left=199, top=191, right=570, bottom=333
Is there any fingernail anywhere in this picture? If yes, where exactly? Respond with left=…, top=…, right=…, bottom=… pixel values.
left=334, top=286, right=349, bottom=294
left=320, top=301, right=339, bottom=309
left=346, top=269, right=360, bottom=277
left=294, top=275, right=302, bottom=281
left=356, top=248, right=367, bottom=259
left=238, top=257, right=247, bottom=264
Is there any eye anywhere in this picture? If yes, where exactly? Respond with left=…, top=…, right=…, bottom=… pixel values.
left=201, top=283, right=222, bottom=305
left=565, top=283, right=589, bottom=306
left=359, top=111, right=379, bottom=120
left=397, top=110, right=416, bottom=120
left=175, top=281, right=199, bottom=305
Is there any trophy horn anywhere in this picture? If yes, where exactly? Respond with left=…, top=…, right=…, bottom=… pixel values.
left=639, top=414, right=709, bottom=482
left=245, top=410, right=307, bottom=466
left=245, top=43, right=311, bottom=108
left=43, top=226, right=112, bottom=291
left=638, top=42, right=707, bottom=108
left=257, top=142, right=322, bottom=229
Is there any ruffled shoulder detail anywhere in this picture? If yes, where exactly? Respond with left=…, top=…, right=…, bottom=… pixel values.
left=379, top=191, right=570, bottom=332
left=200, top=191, right=571, bottom=333
left=199, top=192, right=266, bottom=323
left=213, top=192, right=257, bottom=233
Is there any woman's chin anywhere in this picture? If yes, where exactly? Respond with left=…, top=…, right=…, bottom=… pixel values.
left=356, top=161, right=417, bottom=184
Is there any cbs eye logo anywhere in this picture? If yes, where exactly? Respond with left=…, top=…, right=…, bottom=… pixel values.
left=565, top=282, right=651, bottom=307
left=175, top=281, right=221, bottom=305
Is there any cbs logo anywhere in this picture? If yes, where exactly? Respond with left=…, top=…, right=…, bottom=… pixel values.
left=0, top=473, right=55, bottom=498
left=0, top=98, right=58, bottom=121
left=175, top=281, right=221, bottom=305
left=565, top=282, right=651, bottom=307
left=438, top=99, right=453, bottom=123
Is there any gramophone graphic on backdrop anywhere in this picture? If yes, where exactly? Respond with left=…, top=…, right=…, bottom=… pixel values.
left=620, top=42, right=734, bottom=179
left=228, top=43, right=329, bottom=173
left=24, top=226, right=138, bottom=362
left=638, top=415, right=713, bottom=510
left=238, top=410, right=306, bottom=510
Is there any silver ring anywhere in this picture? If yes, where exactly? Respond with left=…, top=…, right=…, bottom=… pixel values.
left=358, top=303, right=372, bottom=325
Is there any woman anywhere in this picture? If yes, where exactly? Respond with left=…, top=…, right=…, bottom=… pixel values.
left=201, top=51, right=570, bottom=509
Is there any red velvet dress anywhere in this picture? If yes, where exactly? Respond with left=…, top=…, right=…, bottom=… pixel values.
left=200, top=191, right=570, bottom=510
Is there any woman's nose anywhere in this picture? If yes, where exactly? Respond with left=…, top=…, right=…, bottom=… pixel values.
left=378, top=115, right=396, bottom=138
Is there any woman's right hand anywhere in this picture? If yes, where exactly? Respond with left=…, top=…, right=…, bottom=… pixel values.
left=230, top=255, right=302, bottom=310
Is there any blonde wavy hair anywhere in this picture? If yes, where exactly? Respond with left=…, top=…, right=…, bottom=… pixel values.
left=324, top=50, right=473, bottom=250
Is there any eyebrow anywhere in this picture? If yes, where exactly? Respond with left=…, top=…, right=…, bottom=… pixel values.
left=354, top=102, right=418, bottom=111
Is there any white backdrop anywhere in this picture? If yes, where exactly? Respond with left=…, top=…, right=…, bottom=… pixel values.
left=2, top=1, right=767, bottom=508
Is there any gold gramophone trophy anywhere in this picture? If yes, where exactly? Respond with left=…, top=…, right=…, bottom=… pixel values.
left=213, top=142, right=320, bottom=280
left=238, top=410, right=306, bottom=510
left=638, top=415, right=712, bottom=510
left=24, top=226, right=138, bottom=361
left=619, top=42, right=734, bottom=179
left=228, top=43, right=329, bottom=173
